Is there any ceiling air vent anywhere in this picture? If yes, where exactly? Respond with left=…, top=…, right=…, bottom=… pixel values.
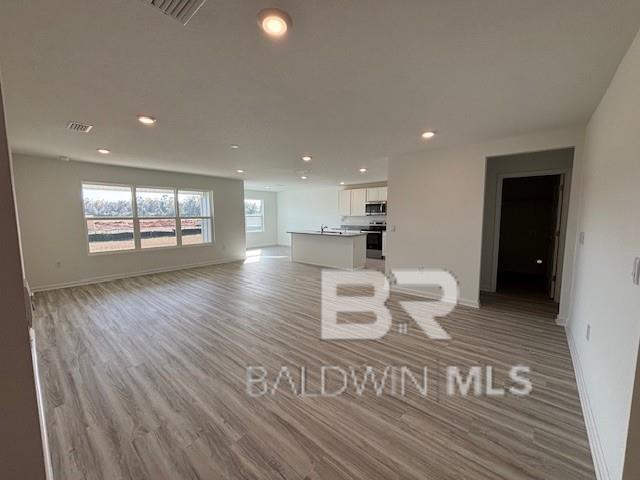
left=66, top=121, right=94, bottom=133
left=140, top=0, right=207, bottom=26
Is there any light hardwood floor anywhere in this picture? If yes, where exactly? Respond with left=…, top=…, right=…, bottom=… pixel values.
left=33, top=247, right=595, bottom=479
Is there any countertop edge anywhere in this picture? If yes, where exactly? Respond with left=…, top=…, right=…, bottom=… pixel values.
left=287, top=231, right=367, bottom=237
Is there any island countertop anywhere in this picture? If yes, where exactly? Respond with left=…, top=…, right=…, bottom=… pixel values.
left=288, top=230, right=367, bottom=269
left=287, top=230, right=366, bottom=237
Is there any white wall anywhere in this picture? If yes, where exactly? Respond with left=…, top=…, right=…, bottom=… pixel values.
left=277, top=188, right=341, bottom=245
left=567, top=29, right=640, bottom=480
left=480, top=148, right=575, bottom=293
left=386, top=126, right=585, bottom=308
left=244, top=190, right=278, bottom=248
left=623, top=346, right=640, bottom=479
left=12, top=154, right=246, bottom=290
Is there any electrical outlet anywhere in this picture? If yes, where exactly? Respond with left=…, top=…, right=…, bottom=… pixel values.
left=586, top=324, right=591, bottom=341
left=55, top=261, right=62, bottom=268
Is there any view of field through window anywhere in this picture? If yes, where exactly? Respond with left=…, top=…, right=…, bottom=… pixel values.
left=82, top=184, right=212, bottom=253
left=245, top=199, right=264, bottom=233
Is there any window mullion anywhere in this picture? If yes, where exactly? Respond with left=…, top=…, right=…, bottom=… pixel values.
left=175, top=188, right=182, bottom=246
left=132, top=186, right=141, bottom=250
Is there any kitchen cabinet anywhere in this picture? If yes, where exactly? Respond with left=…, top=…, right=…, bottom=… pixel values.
left=350, top=188, right=367, bottom=216
left=338, top=190, right=351, bottom=216
left=366, top=187, right=388, bottom=202
left=341, top=187, right=386, bottom=216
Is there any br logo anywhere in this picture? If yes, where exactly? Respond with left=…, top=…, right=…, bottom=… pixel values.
left=321, top=269, right=459, bottom=340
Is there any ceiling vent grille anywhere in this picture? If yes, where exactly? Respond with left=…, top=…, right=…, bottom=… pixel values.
left=66, top=121, right=94, bottom=133
left=140, top=0, right=207, bottom=26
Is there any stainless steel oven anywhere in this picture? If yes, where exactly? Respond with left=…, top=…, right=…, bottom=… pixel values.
left=360, top=223, right=386, bottom=259
left=365, top=231, right=383, bottom=258
left=365, top=201, right=386, bottom=216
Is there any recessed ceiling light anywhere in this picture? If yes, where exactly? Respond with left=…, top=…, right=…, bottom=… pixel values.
left=236, top=169, right=245, bottom=174
left=300, top=175, right=308, bottom=180
left=231, top=144, right=240, bottom=149
left=257, top=8, right=292, bottom=38
left=302, top=155, right=312, bottom=162
left=359, top=168, right=367, bottom=173
left=265, top=186, right=272, bottom=189
left=97, top=148, right=111, bottom=155
left=137, top=115, right=157, bottom=126
left=339, top=181, right=345, bottom=185
left=421, top=130, right=436, bottom=139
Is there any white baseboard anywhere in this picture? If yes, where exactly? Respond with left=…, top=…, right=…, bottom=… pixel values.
left=30, top=329, right=54, bottom=480
left=30, top=256, right=245, bottom=292
left=246, top=243, right=279, bottom=249
left=566, top=327, right=611, bottom=480
left=556, top=315, right=567, bottom=326
left=391, top=285, right=480, bottom=309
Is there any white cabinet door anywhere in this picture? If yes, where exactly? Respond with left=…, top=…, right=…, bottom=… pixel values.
left=366, top=187, right=379, bottom=202
left=339, top=190, right=351, bottom=216
left=350, top=189, right=367, bottom=216
left=366, top=187, right=387, bottom=202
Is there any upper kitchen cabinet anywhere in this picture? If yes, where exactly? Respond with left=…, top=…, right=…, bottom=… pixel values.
left=366, top=187, right=388, bottom=202
left=340, top=186, right=387, bottom=217
left=350, top=188, right=367, bottom=216
left=339, top=190, right=352, bottom=216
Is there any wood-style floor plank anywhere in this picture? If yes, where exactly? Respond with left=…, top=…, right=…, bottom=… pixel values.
left=33, top=246, right=595, bottom=479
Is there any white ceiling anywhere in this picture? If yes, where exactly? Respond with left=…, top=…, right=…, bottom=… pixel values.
left=1, top=1, right=639, bottom=190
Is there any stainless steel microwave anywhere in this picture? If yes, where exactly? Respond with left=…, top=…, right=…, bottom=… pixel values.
left=365, top=201, right=387, bottom=216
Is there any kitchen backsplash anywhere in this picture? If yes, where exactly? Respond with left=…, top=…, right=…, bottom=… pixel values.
left=341, top=215, right=387, bottom=225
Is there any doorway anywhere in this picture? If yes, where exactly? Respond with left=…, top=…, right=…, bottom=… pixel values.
left=495, top=174, right=565, bottom=300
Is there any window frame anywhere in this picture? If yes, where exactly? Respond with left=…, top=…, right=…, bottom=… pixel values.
left=177, top=189, right=215, bottom=247
left=81, top=181, right=215, bottom=256
left=82, top=182, right=137, bottom=255
left=135, top=185, right=179, bottom=250
left=244, top=198, right=265, bottom=234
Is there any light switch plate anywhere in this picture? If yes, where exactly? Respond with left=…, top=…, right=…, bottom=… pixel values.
left=633, top=257, right=640, bottom=286
left=579, top=232, right=585, bottom=245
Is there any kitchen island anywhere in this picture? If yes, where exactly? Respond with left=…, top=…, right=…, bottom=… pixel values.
left=288, top=231, right=367, bottom=270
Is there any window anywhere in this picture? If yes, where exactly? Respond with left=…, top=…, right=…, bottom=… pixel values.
left=245, top=199, right=264, bottom=233
left=83, top=184, right=135, bottom=253
left=82, top=183, right=214, bottom=254
left=178, top=190, right=213, bottom=245
left=136, top=187, right=177, bottom=249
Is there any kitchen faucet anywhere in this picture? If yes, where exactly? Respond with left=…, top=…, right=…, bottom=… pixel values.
left=321, top=224, right=329, bottom=233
